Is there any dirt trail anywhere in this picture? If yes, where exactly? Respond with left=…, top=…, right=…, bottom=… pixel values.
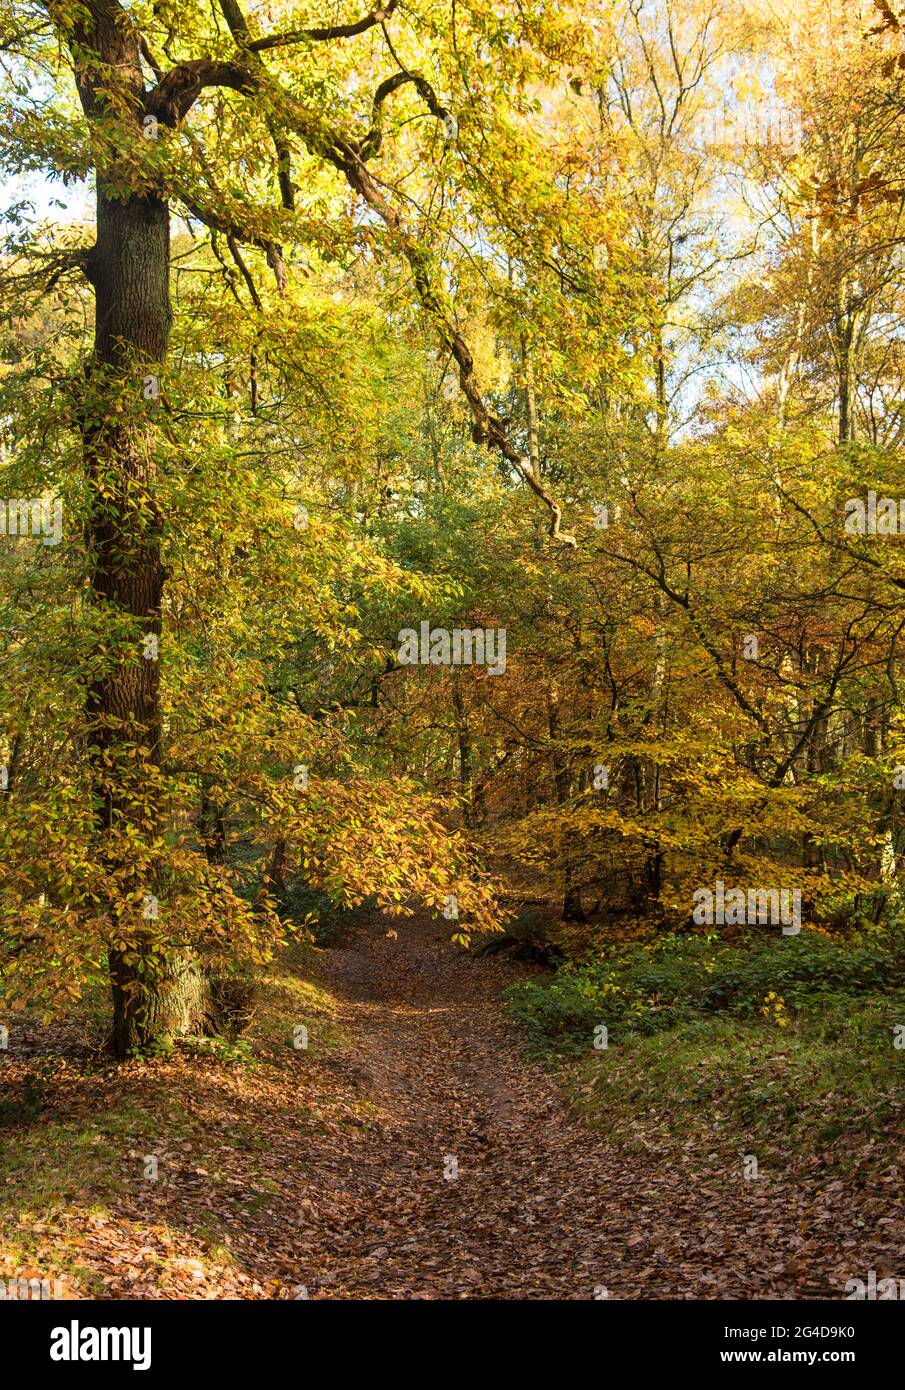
left=264, top=915, right=895, bottom=1300
left=289, top=914, right=616, bottom=1299
left=20, top=912, right=897, bottom=1300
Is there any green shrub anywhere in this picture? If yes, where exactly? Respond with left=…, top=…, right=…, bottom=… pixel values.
left=505, top=960, right=649, bottom=1054
left=505, top=930, right=903, bottom=1055
left=565, top=992, right=905, bottom=1170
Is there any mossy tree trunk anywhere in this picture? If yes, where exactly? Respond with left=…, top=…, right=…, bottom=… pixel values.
left=109, top=951, right=211, bottom=1058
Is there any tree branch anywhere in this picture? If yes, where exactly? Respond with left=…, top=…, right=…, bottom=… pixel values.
left=144, top=58, right=254, bottom=125
left=176, top=187, right=285, bottom=292
left=149, top=0, right=576, bottom=544
left=247, top=2, right=399, bottom=51
left=357, top=69, right=454, bottom=159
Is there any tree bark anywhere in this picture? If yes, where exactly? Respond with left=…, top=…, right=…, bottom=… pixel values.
left=109, top=950, right=210, bottom=1057
left=85, top=187, right=170, bottom=806
left=547, top=687, right=586, bottom=922
left=452, top=676, right=475, bottom=830
left=85, top=186, right=195, bottom=1056
left=68, top=2, right=206, bottom=1056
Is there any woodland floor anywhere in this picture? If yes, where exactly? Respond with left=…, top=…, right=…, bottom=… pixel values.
left=1, top=914, right=902, bottom=1299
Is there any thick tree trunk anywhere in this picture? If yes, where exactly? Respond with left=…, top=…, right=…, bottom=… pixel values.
left=66, top=2, right=195, bottom=1057
left=84, top=185, right=189, bottom=1056
left=109, top=950, right=210, bottom=1057
left=80, top=175, right=213, bottom=1053
left=85, top=188, right=169, bottom=791
left=562, top=886, right=587, bottom=922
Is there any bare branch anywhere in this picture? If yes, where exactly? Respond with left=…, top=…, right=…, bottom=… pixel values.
left=226, top=231, right=263, bottom=309
left=176, top=187, right=285, bottom=293
left=357, top=69, right=452, bottom=159
left=247, top=1, right=399, bottom=51
left=2, top=245, right=97, bottom=294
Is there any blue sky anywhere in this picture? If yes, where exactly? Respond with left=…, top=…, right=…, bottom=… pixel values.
left=1, top=169, right=92, bottom=226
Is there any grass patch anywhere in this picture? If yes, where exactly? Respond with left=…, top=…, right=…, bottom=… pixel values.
left=506, top=930, right=905, bottom=1174
left=565, top=994, right=904, bottom=1171
left=253, top=950, right=353, bottom=1052
left=0, top=1100, right=153, bottom=1295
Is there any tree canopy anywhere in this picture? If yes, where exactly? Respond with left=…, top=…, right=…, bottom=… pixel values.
left=0, top=0, right=904, bottom=1058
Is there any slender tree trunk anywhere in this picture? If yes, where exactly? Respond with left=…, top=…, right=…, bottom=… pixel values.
left=547, top=687, right=585, bottom=922
left=836, top=292, right=856, bottom=446
left=452, top=676, right=474, bottom=830
left=520, top=333, right=545, bottom=555
left=199, top=789, right=228, bottom=865
left=521, top=334, right=541, bottom=484
left=654, top=334, right=667, bottom=447
left=266, top=836, right=289, bottom=895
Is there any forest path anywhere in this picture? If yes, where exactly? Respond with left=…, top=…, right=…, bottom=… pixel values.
left=270, top=914, right=857, bottom=1300
left=18, top=912, right=897, bottom=1299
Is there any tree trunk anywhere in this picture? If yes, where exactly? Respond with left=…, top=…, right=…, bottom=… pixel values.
left=84, top=184, right=194, bottom=1057
left=452, top=676, right=474, bottom=830
left=109, top=949, right=210, bottom=1058
left=85, top=188, right=170, bottom=794
left=837, top=293, right=856, bottom=446
left=65, top=2, right=198, bottom=1058
left=548, top=687, right=586, bottom=922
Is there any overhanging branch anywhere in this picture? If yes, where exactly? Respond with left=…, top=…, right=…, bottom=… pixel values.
left=144, top=59, right=254, bottom=126
left=147, top=0, right=576, bottom=545
left=247, top=1, right=400, bottom=50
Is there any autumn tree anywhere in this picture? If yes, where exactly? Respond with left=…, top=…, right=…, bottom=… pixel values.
left=1, top=0, right=607, bottom=1052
